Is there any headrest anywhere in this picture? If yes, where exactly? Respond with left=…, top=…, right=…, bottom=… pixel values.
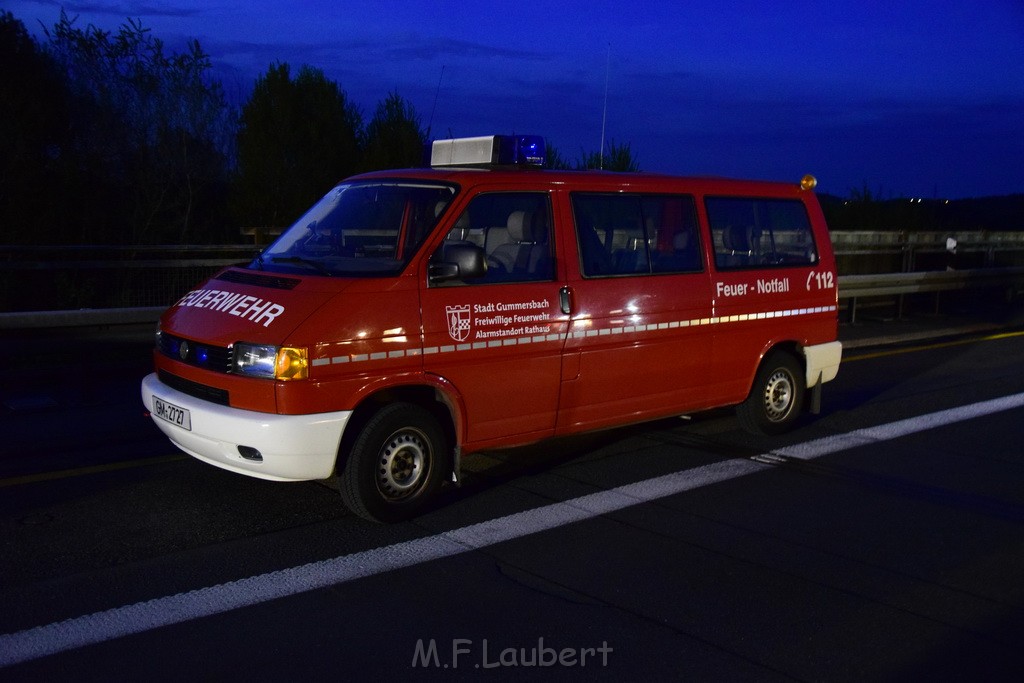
left=723, top=224, right=751, bottom=251
left=507, top=210, right=533, bottom=242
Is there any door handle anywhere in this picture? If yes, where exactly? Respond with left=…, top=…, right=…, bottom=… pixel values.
left=559, top=286, right=573, bottom=315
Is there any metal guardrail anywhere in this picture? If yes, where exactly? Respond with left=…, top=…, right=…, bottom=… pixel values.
left=838, top=266, right=1024, bottom=298
left=838, top=266, right=1024, bottom=323
left=2, top=233, right=1023, bottom=328
left=3, top=266, right=1023, bottom=330
left=0, top=307, right=167, bottom=330
left=0, top=245, right=253, bottom=312
left=831, top=230, right=1024, bottom=249
left=831, top=230, right=1024, bottom=274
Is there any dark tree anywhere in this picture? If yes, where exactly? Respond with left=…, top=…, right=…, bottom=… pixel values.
left=45, top=13, right=233, bottom=243
left=42, top=11, right=234, bottom=244
left=577, top=139, right=640, bottom=172
left=543, top=142, right=572, bottom=170
left=232, top=63, right=363, bottom=230
left=0, top=12, right=71, bottom=243
left=363, top=91, right=426, bottom=171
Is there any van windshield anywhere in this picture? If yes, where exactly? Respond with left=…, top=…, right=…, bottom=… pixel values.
left=254, top=181, right=457, bottom=277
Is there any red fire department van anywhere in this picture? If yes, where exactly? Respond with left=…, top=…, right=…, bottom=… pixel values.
left=142, top=135, right=842, bottom=522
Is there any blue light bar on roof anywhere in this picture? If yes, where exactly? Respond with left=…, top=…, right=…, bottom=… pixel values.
left=430, top=135, right=546, bottom=168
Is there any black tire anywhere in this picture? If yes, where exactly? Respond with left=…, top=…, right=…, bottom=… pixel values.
left=339, top=402, right=448, bottom=523
left=737, top=351, right=804, bottom=435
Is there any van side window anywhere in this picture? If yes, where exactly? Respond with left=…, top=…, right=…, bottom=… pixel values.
left=571, top=193, right=701, bottom=277
left=439, top=192, right=554, bottom=284
left=706, top=197, right=818, bottom=270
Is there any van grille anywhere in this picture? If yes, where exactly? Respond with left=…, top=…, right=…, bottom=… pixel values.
left=157, top=332, right=233, bottom=374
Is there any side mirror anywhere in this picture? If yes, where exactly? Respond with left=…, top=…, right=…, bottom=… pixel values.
left=429, top=242, right=488, bottom=283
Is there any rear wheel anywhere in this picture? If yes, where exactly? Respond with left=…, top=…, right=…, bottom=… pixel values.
left=339, top=402, right=448, bottom=523
left=737, top=351, right=804, bottom=435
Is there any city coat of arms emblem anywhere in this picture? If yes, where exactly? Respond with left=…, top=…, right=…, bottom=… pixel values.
left=446, top=305, right=471, bottom=342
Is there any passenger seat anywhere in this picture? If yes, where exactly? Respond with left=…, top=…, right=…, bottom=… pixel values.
left=488, top=210, right=549, bottom=279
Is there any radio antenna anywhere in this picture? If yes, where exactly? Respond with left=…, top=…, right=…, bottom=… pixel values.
left=426, top=65, right=446, bottom=139
left=599, top=44, right=610, bottom=170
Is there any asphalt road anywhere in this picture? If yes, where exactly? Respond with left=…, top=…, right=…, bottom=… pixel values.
left=1, top=316, right=1024, bottom=680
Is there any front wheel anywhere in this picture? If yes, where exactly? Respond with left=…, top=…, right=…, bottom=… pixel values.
left=737, top=351, right=804, bottom=435
left=339, top=402, right=448, bottom=523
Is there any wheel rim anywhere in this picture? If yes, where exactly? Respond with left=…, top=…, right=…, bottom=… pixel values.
left=376, top=427, right=430, bottom=502
left=763, top=368, right=795, bottom=422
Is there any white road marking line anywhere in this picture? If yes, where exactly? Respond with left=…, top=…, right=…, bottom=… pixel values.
left=2, top=391, right=1023, bottom=667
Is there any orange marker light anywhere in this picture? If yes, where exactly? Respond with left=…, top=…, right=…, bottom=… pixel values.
left=275, top=347, right=309, bottom=381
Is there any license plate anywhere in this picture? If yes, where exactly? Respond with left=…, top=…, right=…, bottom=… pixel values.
left=152, top=395, right=192, bottom=431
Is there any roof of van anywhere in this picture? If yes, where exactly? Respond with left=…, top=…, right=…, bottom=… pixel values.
left=345, top=167, right=813, bottom=197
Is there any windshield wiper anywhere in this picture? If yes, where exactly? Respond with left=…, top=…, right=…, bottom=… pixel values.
left=270, top=256, right=332, bottom=276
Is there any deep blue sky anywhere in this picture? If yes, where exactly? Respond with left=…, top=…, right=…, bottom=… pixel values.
left=9, top=0, right=1024, bottom=198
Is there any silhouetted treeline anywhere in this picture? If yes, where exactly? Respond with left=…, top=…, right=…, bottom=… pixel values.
left=2, top=11, right=1018, bottom=246
left=821, top=193, right=1024, bottom=233
left=1, top=11, right=429, bottom=245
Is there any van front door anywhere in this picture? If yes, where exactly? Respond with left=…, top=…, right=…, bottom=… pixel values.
left=421, top=191, right=569, bottom=448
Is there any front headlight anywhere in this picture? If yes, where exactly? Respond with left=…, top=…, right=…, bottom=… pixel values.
left=232, top=343, right=308, bottom=380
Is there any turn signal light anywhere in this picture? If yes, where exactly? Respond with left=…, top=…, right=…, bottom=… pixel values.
left=275, top=347, right=308, bottom=381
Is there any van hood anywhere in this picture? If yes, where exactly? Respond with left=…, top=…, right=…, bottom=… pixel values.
left=160, top=268, right=348, bottom=346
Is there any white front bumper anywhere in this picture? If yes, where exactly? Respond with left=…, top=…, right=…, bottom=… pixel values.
left=141, top=372, right=351, bottom=481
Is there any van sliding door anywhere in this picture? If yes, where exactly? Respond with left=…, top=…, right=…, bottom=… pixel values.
left=556, top=191, right=715, bottom=434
